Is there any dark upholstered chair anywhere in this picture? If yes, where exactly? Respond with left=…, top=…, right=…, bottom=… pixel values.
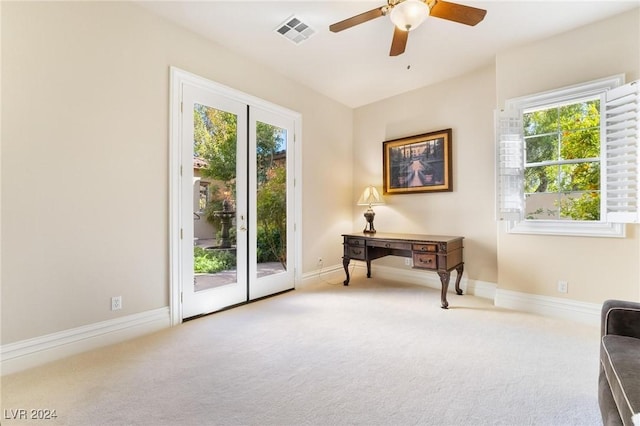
left=599, top=299, right=640, bottom=426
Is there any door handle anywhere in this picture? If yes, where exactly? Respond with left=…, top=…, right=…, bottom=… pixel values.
left=239, top=215, right=247, bottom=232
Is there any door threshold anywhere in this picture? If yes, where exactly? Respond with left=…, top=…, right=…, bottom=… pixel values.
left=183, top=287, right=295, bottom=322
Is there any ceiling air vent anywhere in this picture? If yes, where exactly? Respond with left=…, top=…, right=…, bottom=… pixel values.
left=275, top=16, right=315, bottom=45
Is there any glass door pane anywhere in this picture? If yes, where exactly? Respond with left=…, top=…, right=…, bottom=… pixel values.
left=193, top=103, right=239, bottom=291
left=255, top=120, right=287, bottom=278
left=249, top=107, right=295, bottom=300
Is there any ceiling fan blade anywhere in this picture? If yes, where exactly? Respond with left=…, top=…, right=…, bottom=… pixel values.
left=329, top=7, right=385, bottom=32
left=429, top=0, right=487, bottom=26
left=389, top=27, right=409, bottom=56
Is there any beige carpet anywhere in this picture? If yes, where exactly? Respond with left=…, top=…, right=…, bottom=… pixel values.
left=1, top=277, right=601, bottom=425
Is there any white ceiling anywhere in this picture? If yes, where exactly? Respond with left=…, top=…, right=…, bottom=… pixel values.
left=139, top=1, right=640, bottom=108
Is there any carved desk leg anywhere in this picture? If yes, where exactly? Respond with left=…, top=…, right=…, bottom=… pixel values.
left=437, top=271, right=451, bottom=309
left=366, top=259, right=372, bottom=278
left=454, top=264, right=464, bottom=295
left=343, top=256, right=351, bottom=286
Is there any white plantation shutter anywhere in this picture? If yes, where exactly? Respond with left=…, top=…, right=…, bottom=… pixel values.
left=496, top=109, right=525, bottom=221
left=603, top=81, right=640, bottom=223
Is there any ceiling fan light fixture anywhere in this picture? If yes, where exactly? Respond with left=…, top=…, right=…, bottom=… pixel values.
left=390, top=0, right=430, bottom=31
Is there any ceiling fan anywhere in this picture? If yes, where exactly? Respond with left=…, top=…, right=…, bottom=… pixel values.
left=329, top=0, right=487, bottom=56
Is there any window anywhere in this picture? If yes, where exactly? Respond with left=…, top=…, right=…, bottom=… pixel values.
left=524, top=97, right=601, bottom=220
left=496, top=76, right=639, bottom=237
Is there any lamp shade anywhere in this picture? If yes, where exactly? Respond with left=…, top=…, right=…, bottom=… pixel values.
left=357, top=185, right=384, bottom=206
left=390, top=0, right=430, bottom=31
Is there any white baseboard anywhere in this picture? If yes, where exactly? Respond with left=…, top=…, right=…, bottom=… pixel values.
left=1, top=279, right=600, bottom=377
left=302, top=262, right=497, bottom=299
left=298, top=262, right=497, bottom=300
left=372, top=264, right=497, bottom=300
left=464, top=278, right=498, bottom=300
left=300, top=263, right=345, bottom=287
left=305, top=264, right=598, bottom=325
left=1, top=307, right=171, bottom=375
left=495, top=289, right=601, bottom=326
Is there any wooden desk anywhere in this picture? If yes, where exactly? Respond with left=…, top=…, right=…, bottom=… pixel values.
left=342, top=233, right=464, bottom=309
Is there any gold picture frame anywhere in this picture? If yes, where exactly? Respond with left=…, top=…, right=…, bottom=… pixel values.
left=383, top=129, right=452, bottom=194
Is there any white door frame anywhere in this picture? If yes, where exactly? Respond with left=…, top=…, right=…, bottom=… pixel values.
left=169, top=67, right=302, bottom=325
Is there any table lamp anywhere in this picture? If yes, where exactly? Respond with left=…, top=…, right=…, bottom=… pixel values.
left=357, top=185, right=384, bottom=234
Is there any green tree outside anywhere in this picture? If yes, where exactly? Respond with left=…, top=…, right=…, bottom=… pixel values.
left=193, top=105, right=287, bottom=267
left=256, top=121, right=287, bottom=268
left=523, top=99, right=600, bottom=220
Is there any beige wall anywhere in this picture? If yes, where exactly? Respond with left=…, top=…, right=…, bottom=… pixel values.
left=353, top=65, right=498, bottom=284
left=352, top=8, right=640, bottom=303
left=495, top=9, right=640, bottom=303
left=1, top=2, right=353, bottom=344
left=3, top=1, right=639, bottom=350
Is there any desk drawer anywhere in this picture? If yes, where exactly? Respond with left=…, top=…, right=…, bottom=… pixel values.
left=413, top=253, right=437, bottom=270
left=347, top=246, right=366, bottom=260
left=368, top=240, right=411, bottom=250
left=413, top=243, right=437, bottom=252
left=347, top=238, right=365, bottom=247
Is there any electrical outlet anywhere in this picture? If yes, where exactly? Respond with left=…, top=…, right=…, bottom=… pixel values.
left=111, top=296, right=122, bottom=311
left=557, top=281, right=568, bottom=294
left=404, top=258, right=413, bottom=266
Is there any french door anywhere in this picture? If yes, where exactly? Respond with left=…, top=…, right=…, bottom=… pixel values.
left=177, top=76, right=296, bottom=319
left=248, top=107, right=296, bottom=300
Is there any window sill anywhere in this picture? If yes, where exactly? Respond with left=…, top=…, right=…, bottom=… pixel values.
left=506, top=220, right=626, bottom=238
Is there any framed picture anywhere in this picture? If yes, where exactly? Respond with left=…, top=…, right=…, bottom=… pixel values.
left=383, top=128, right=452, bottom=194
